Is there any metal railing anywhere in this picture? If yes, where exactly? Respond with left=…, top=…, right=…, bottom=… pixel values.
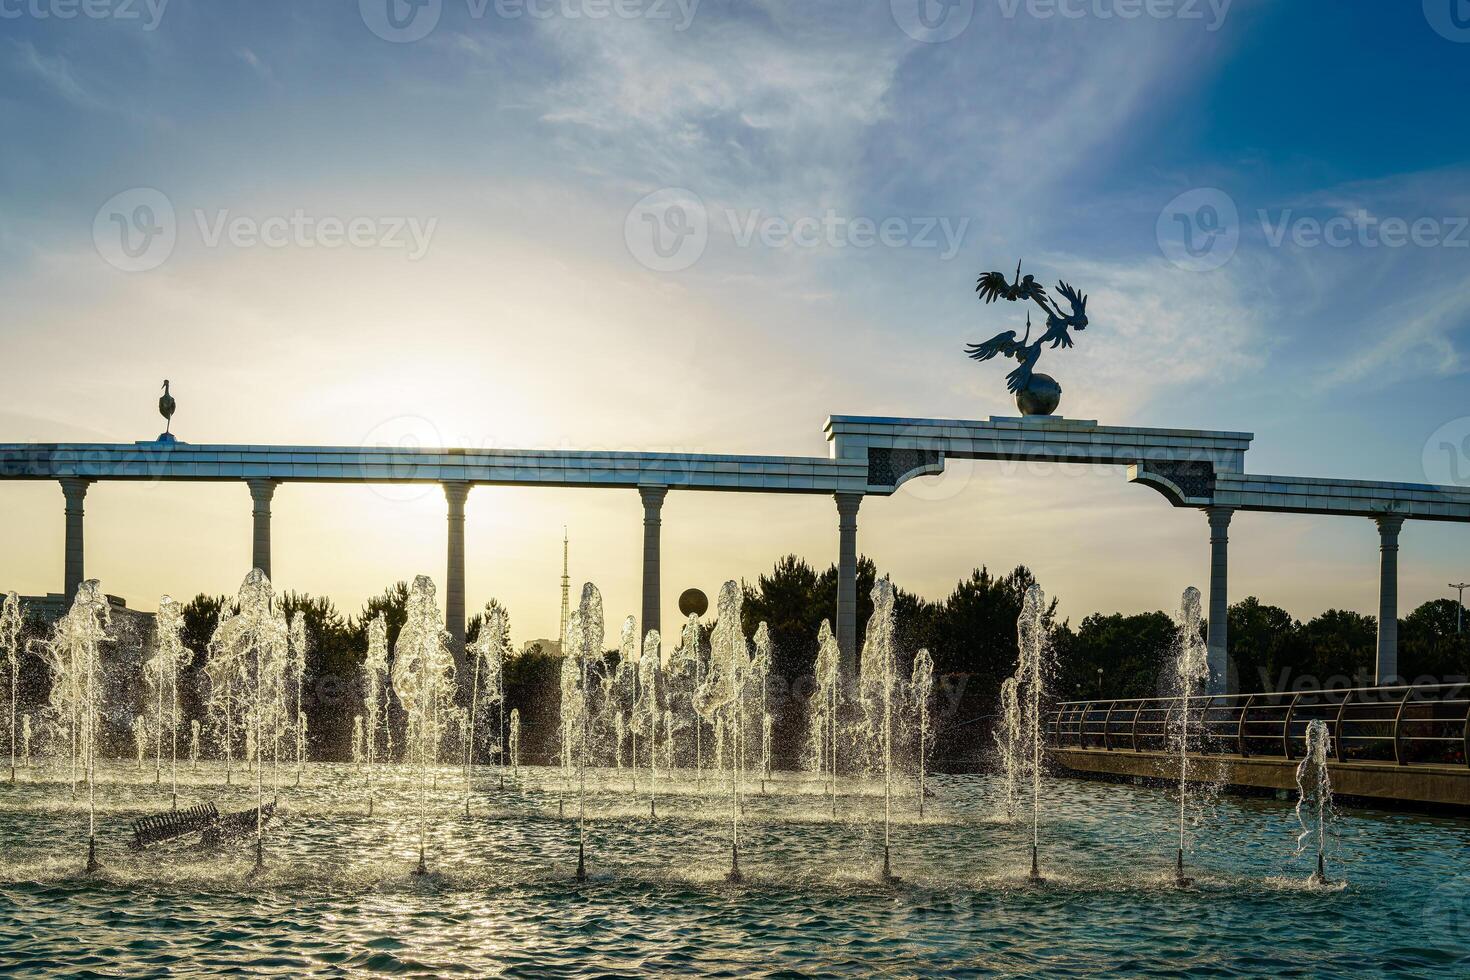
left=1048, top=683, right=1470, bottom=768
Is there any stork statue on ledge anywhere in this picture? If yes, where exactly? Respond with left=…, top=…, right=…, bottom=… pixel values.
left=157, top=380, right=177, bottom=443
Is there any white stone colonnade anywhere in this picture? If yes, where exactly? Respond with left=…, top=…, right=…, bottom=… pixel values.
left=16, top=413, right=1470, bottom=689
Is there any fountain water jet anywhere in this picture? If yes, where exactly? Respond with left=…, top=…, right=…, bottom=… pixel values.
left=751, top=624, right=773, bottom=794
left=614, top=616, right=639, bottom=793
left=672, top=614, right=705, bottom=789
left=352, top=716, right=365, bottom=768
left=508, top=708, right=520, bottom=778
left=3, top=593, right=24, bottom=783
left=37, top=580, right=111, bottom=872
left=209, top=569, right=290, bottom=875
left=563, top=583, right=603, bottom=882
left=634, top=630, right=662, bottom=818
left=1168, top=587, right=1211, bottom=887
left=362, top=615, right=388, bottom=817
left=205, top=606, right=239, bottom=786
left=465, top=601, right=509, bottom=815
left=288, top=613, right=308, bottom=786
left=391, top=575, right=456, bottom=876
left=912, top=649, right=934, bottom=819
left=807, top=621, right=841, bottom=818
left=132, top=716, right=147, bottom=770
left=1007, top=583, right=1050, bottom=883
left=858, top=577, right=900, bottom=882
left=1296, top=719, right=1336, bottom=885
left=152, top=596, right=192, bottom=808
left=696, top=581, right=749, bottom=883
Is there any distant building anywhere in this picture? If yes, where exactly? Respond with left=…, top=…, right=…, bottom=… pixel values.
left=523, top=638, right=562, bottom=658
left=18, top=592, right=155, bottom=638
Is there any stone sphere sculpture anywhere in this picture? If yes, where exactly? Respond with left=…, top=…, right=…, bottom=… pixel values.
left=678, top=588, right=708, bottom=618
left=1016, top=373, right=1061, bottom=416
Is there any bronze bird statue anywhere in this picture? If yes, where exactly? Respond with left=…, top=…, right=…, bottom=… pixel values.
left=965, top=264, right=1090, bottom=407
left=976, top=260, right=1049, bottom=306
left=158, top=380, right=176, bottom=435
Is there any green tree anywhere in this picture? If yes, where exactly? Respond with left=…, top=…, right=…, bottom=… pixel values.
left=1227, top=597, right=1299, bottom=693
left=1055, top=611, right=1176, bottom=701
left=1400, top=599, right=1470, bottom=683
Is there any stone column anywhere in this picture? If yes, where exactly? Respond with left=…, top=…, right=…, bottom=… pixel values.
left=60, top=478, right=91, bottom=603
left=245, top=479, right=279, bottom=579
left=835, top=492, right=863, bottom=677
left=639, top=486, right=667, bottom=644
left=443, top=481, right=471, bottom=676
left=1205, top=506, right=1234, bottom=695
left=1375, top=514, right=1405, bottom=685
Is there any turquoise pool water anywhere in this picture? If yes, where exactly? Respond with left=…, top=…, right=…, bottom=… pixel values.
left=1, top=763, right=1467, bottom=976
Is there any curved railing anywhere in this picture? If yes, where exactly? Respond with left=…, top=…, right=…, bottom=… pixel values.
left=1048, top=683, right=1470, bottom=768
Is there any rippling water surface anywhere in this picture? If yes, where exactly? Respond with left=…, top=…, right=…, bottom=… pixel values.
left=1, top=761, right=1467, bottom=977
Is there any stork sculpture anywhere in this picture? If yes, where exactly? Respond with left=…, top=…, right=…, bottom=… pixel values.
left=157, top=380, right=177, bottom=443
left=964, top=261, right=1090, bottom=416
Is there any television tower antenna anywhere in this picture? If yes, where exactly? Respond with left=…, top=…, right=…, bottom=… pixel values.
left=560, top=527, right=571, bottom=650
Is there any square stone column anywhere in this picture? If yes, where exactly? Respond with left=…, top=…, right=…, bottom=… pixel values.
left=834, top=492, right=863, bottom=677
left=245, top=479, right=279, bottom=579
left=639, top=486, right=668, bottom=646
left=1205, top=506, right=1234, bottom=695
left=1375, top=514, right=1405, bottom=685
left=60, top=478, right=92, bottom=603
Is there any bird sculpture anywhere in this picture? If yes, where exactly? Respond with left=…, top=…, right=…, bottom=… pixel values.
left=158, top=380, right=176, bottom=438
left=976, top=260, right=1049, bottom=306
left=965, top=262, right=1090, bottom=414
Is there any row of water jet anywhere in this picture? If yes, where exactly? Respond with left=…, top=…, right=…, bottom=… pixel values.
left=35, top=580, right=111, bottom=871
left=804, top=605, right=934, bottom=838
left=391, top=575, right=458, bottom=876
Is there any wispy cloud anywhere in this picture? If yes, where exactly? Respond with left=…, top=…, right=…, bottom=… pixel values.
left=9, top=40, right=101, bottom=110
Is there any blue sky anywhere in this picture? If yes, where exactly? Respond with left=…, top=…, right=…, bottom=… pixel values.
left=1, top=0, right=1468, bottom=638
